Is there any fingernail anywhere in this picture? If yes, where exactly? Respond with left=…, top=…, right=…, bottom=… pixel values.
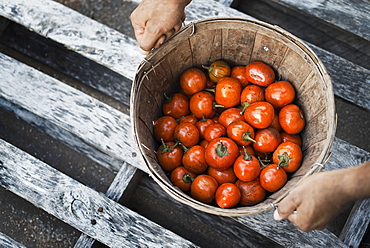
left=274, top=209, right=284, bottom=221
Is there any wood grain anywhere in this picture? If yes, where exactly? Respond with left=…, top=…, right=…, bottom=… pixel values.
left=0, top=139, right=197, bottom=248
left=0, top=232, right=27, bottom=248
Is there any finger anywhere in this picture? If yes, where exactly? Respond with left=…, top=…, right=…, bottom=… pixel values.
left=276, top=194, right=301, bottom=220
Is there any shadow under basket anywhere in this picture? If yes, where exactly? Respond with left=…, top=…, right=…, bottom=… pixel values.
left=130, top=17, right=336, bottom=217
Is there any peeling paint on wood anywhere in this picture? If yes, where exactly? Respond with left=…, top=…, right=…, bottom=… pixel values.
left=0, top=139, right=198, bottom=248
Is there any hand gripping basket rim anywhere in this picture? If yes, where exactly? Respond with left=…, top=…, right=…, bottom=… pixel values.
left=130, top=17, right=336, bottom=217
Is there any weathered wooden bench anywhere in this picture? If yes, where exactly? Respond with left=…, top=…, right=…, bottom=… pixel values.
left=0, top=0, right=369, bottom=247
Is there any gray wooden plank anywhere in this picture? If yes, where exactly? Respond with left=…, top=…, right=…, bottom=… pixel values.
left=0, top=52, right=148, bottom=174
left=0, top=232, right=27, bottom=248
left=0, top=138, right=198, bottom=248
left=270, top=0, right=370, bottom=41
left=340, top=199, right=370, bottom=248
left=2, top=0, right=369, bottom=112
left=74, top=162, right=142, bottom=248
left=233, top=137, right=370, bottom=248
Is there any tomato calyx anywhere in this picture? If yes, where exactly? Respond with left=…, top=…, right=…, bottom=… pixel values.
left=163, top=93, right=172, bottom=104
left=182, top=173, right=195, bottom=184
left=216, top=141, right=230, bottom=158
left=242, top=130, right=256, bottom=144
left=159, top=138, right=174, bottom=153
left=242, top=146, right=253, bottom=161
left=277, top=152, right=292, bottom=168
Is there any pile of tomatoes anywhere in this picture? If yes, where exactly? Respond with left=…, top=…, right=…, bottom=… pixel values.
left=153, top=60, right=305, bottom=209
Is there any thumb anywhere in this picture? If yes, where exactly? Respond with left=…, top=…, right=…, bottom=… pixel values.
left=274, top=193, right=300, bottom=221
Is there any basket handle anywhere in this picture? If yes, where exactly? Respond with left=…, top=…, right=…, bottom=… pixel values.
left=270, top=153, right=331, bottom=210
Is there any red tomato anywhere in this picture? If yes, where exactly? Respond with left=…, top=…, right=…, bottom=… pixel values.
left=240, top=84, right=265, bottom=105
left=162, top=93, right=190, bottom=119
left=218, top=108, right=245, bottom=128
left=191, top=174, right=219, bottom=203
left=260, top=164, right=287, bottom=192
left=215, top=77, right=242, bottom=108
left=170, top=166, right=196, bottom=192
left=203, top=60, right=231, bottom=83
left=265, top=81, right=295, bottom=109
left=180, top=67, right=207, bottom=95
left=253, top=127, right=282, bottom=153
left=179, top=115, right=198, bottom=125
left=227, top=120, right=256, bottom=147
left=235, top=179, right=266, bottom=206
left=199, top=139, right=209, bottom=149
left=231, top=65, right=249, bottom=88
left=233, top=152, right=261, bottom=182
left=273, top=141, right=302, bottom=173
left=244, top=101, right=275, bottom=129
left=215, top=183, right=241, bottom=208
left=174, top=122, right=199, bottom=147
left=279, top=104, right=305, bottom=134
left=207, top=166, right=237, bottom=185
left=182, top=145, right=208, bottom=174
left=205, top=137, right=239, bottom=170
left=196, top=118, right=214, bottom=139
left=156, top=141, right=183, bottom=171
left=204, top=123, right=227, bottom=142
left=280, top=132, right=302, bottom=147
left=153, top=116, right=178, bottom=142
left=189, top=91, right=216, bottom=119
left=245, top=61, right=275, bottom=87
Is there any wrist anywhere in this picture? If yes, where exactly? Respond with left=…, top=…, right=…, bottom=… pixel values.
left=344, top=161, right=370, bottom=201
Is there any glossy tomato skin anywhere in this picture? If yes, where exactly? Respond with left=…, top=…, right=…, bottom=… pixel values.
left=153, top=116, right=178, bottom=142
left=227, top=120, right=256, bottom=147
left=218, top=108, right=245, bottom=128
left=170, top=166, right=196, bottom=192
left=204, top=123, right=227, bottom=142
left=196, top=118, right=214, bottom=139
left=174, top=122, right=199, bottom=147
left=207, top=166, right=237, bottom=185
left=156, top=141, right=183, bottom=171
left=204, top=60, right=231, bottom=83
left=215, top=77, right=242, bottom=108
left=189, top=91, right=216, bottom=119
left=180, top=68, right=207, bottom=96
left=239, top=145, right=256, bottom=157
left=265, top=81, right=295, bottom=109
left=244, top=101, right=275, bottom=129
left=253, top=127, right=282, bottom=153
left=199, top=139, right=209, bottom=149
left=162, top=93, right=190, bottom=119
left=280, top=132, right=302, bottom=147
left=240, top=84, right=265, bottom=105
left=245, top=61, right=275, bottom=87
left=235, top=179, right=266, bottom=206
left=191, top=174, right=219, bottom=204
left=233, top=153, right=261, bottom=182
left=205, top=137, right=239, bottom=170
left=231, top=65, right=249, bottom=88
left=260, top=164, right=287, bottom=192
left=273, top=141, right=302, bottom=173
left=179, top=115, right=198, bottom=125
left=279, top=104, right=305, bottom=134
left=215, top=183, right=241, bottom=208
left=182, top=145, right=208, bottom=174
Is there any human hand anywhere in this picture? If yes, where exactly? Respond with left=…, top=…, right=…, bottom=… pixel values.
left=273, top=164, right=368, bottom=232
left=130, top=0, right=191, bottom=55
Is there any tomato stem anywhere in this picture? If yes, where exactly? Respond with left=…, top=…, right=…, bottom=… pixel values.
left=258, top=157, right=269, bottom=168
left=278, top=152, right=291, bottom=167
left=242, top=146, right=252, bottom=161
left=163, top=93, right=172, bottom=103
left=242, top=131, right=256, bottom=143
left=178, top=142, right=189, bottom=153
left=216, top=141, right=230, bottom=158
left=182, top=173, right=195, bottom=184
left=240, top=102, right=250, bottom=115
left=160, top=139, right=172, bottom=153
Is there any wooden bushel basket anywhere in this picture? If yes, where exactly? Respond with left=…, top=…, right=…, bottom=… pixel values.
left=130, top=18, right=336, bottom=216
